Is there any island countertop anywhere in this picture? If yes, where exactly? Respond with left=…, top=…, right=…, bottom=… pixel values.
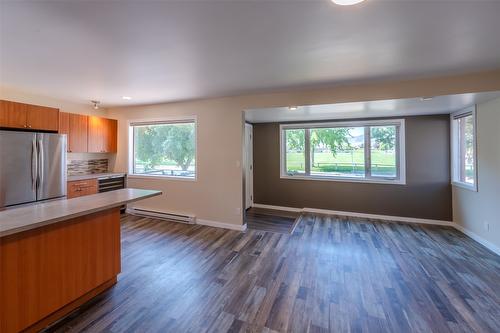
left=0, top=188, right=162, bottom=237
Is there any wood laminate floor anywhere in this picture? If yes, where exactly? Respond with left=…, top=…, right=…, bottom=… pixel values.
left=246, top=207, right=300, bottom=234
left=48, top=213, right=500, bottom=333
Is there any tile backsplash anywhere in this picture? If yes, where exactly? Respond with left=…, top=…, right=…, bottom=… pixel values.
left=68, top=159, right=108, bottom=176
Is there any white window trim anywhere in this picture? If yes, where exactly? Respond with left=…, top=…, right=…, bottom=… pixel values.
left=279, top=119, right=406, bottom=185
left=128, top=116, right=198, bottom=181
left=450, top=106, right=478, bottom=192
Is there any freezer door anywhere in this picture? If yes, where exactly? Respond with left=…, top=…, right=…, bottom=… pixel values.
left=0, top=131, right=37, bottom=208
left=36, top=133, right=67, bottom=201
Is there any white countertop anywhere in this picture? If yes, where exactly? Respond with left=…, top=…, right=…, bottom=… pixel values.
left=67, top=172, right=127, bottom=181
left=0, top=188, right=162, bottom=237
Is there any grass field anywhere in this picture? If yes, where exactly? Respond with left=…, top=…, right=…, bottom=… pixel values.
left=286, top=150, right=396, bottom=176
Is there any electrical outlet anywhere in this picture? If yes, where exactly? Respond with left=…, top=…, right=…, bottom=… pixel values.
left=235, top=207, right=241, bottom=215
left=484, top=221, right=490, bottom=232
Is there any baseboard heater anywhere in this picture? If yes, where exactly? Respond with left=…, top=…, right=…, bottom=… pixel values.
left=126, top=207, right=196, bottom=224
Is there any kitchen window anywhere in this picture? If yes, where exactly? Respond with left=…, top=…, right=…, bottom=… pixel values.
left=129, top=118, right=196, bottom=179
left=451, top=106, right=477, bottom=191
left=280, top=119, right=405, bottom=184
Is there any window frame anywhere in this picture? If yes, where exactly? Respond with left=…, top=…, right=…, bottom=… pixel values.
left=450, top=106, right=478, bottom=191
left=279, top=119, right=406, bottom=185
left=128, top=116, right=198, bottom=181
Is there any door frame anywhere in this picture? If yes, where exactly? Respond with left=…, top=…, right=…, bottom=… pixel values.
left=244, top=123, right=253, bottom=210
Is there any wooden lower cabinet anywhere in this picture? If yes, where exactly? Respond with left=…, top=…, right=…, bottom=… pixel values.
left=67, top=179, right=98, bottom=199
left=0, top=208, right=121, bottom=333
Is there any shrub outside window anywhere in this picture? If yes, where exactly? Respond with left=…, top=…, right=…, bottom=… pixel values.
left=129, top=119, right=196, bottom=179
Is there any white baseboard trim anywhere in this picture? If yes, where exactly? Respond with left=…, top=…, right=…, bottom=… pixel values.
left=197, top=218, right=247, bottom=232
left=303, top=207, right=455, bottom=227
left=252, top=203, right=302, bottom=213
left=252, top=203, right=454, bottom=227
left=453, top=224, right=500, bottom=256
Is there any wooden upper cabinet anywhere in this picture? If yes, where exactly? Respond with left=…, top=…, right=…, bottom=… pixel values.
left=69, top=114, right=88, bottom=153
left=0, top=100, right=59, bottom=131
left=0, top=100, right=28, bottom=129
left=58, top=111, right=70, bottom=136
left=59, top=112, right=88, bottom=153
left=26, top=104, right=59, bottom=131
left=105, top=118, right=118, bottom=153
left=88, top=116, right=117, bottom=153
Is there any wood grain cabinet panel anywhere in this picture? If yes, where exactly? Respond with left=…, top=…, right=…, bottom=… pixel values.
left=105, top=118, right=118, bottom=153
left=59, top=112, right=88, bottom=153
left=59, top=111, right=70, bottom=136
left=0, top=208, right=121, bottom=333
left=67, top=179, right=98, bottom=199
left=88, top=116, right=117, bottom=153
left=26, top=104, right=59, bottom=131
left=0, top=100, right=59, bottom=131
left=69, top=113, right=88, bottom=153
left=0, top=100, right=28, bottom=129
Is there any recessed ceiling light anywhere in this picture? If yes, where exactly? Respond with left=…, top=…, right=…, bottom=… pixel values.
left=420, top=97, right=433, bottom=101
left=91, top=100, right=100, bottom=110
left=331, top=0, right=365, bottom=6
left=122, top=96, right=132, bottom=100
left=288, top=106, right=298, bottom=111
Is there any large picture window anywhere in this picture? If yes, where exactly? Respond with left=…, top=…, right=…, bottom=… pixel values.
left=451, top=107, right=477, bottom=190
left=281, top=119, right=405, bottom=184
left=129, top=119, right=196, bottom=179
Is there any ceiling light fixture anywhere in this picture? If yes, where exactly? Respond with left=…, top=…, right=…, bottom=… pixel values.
left=91, top=100, right=100, bottom=110
left=288, top=106, right=298, bottom=111
left=331, top=0, right=365, bottom=5
left=420, top=97, right=433, bottom=101
left=122, top=96, right=132, bottom=100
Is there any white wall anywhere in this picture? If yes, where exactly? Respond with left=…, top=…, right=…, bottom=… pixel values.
left=107, top=70, right=500, bottom=227
left=108, top=98, right=245, bottom=226
left=453, top=96, right=500, bottom=252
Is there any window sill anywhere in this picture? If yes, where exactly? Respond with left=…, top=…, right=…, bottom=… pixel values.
left=280, top=174, right=406, bottom=185
left=452, top=181, right=477, bottom=192
left=128, top=174, right=197, bottom=182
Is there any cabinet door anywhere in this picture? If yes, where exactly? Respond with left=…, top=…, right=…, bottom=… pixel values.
left=0, top=100, right=27, bottom=129
left=59, top=112, right=70, bottom=137
left=69, top=114, right=88, bottom=153
left=26, top=104, right=59, bottom=131
left=88, top=116, right=117, bottom=153
left=88, top=116, right=105, bottom=153
left=105, top=118, right=118, bottom=153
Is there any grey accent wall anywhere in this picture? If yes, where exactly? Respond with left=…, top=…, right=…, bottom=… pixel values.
left=253, top=115, right=452, bottom=221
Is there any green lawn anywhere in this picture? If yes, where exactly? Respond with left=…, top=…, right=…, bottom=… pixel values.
left=286, top=150, right=396, bottom=176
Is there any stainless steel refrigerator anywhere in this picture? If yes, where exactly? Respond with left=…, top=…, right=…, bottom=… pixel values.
left=0, top=130, right=66, bottom=208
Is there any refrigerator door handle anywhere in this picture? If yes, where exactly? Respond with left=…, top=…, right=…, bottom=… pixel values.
left=37, top=139, right=44, bottom=189
left=31, top=139, right=38, bottom=191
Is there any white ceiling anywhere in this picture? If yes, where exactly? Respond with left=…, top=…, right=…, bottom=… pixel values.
left=1, top=1, right=500, bottom=107
left=244, top=91, right=500, bottom=123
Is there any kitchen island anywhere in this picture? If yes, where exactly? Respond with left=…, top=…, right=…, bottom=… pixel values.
left=0, top=188, right=162, bottom=333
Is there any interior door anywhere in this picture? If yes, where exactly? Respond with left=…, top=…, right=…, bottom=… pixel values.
left=0, top=131, right=37, bottom=207
left=245, top=123, right=253, bottom=210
